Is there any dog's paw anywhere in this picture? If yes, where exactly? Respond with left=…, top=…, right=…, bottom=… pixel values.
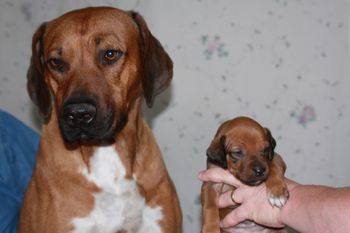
left=267, top=185, right=289, bottom=208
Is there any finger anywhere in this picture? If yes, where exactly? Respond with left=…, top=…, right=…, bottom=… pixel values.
left=218, top=190, right=241, bottom=208
left=197, top=168, right=243, bottom=187
left=220, top=206, right=247, bottom=228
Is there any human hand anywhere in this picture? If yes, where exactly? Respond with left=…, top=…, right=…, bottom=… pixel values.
left=198, top=167, right=296, bottom=229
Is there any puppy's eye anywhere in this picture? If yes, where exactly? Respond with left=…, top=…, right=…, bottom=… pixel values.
left=232, top=149, right=242, bottom=156
left=227, top=149, right=242, bottom=163
left=48, top=58, right=64, bottom=72
left=229, top=149, right=243, bottom=158
left=102, top=49, right=123, bottom=65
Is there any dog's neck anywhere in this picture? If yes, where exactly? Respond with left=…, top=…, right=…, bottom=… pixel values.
left=115, top=97, right=169, bottom=191
left=113, top=97, right=147, bottom=178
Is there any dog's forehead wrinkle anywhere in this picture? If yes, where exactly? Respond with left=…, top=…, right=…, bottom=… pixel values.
left=48, top=11, right=133, bottom=39
left=93, top=33, right=125, bottom=49
left=50, top=47, right=62, bottom=56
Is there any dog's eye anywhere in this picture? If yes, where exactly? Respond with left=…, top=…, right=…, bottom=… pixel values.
left=229, top=149, right=243, bottom=158
left=227, top=149, right=243, bottom=163
left=48, top=58, right=64, bottom=72
left=102, top=49, right=123, bottom=65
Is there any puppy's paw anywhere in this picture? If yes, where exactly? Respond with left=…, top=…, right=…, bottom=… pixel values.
left=266, top=183, right=289, bottom=208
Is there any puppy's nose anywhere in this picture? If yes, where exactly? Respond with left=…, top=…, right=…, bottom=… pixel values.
left=63, top=103, right=97, bottom=127
left=253, top=165, right=266, bottom=177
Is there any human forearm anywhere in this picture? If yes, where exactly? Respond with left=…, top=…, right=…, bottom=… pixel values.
left=280, top=182, right=350, bottom=233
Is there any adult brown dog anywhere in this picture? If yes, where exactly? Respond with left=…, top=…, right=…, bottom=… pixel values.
left=201, top=116, right=288, bottom=233
left=19, top=7, right=182, bottom=233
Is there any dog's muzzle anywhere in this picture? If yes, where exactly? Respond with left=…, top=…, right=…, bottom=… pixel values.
left=245, top=161, right=268, bottom=186
left=59, top=99, right=117, bottom=143
left=63, top=102, right=97, bottom=128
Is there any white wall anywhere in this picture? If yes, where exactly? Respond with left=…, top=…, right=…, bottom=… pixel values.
left=1, top=0, right=349, bottom=232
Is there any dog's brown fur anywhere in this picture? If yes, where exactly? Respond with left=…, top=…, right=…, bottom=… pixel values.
left=201, top=116, right=288, bottom=233
left=19, top=7, right=182, bottom=233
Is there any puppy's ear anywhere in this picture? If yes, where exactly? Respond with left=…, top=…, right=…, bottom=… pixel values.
left=27, top=23, right=52, bottom=122
left=265, top=128, right=276, bottom=160
left=129, top=11, right=173, bottom=108
left=206, top=135, right=227, bottom=168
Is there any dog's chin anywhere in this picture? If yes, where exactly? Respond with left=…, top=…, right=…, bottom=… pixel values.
left=237, top=175, right=267, bottom=187
left=59, top=114, right=128, bottom=147
left=245, top=179, right=265, bottom=186
left=61, top=127, right=117, bottom=146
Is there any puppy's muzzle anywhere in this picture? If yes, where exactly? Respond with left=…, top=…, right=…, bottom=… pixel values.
left=243, top=160, right=268, bottom=186
left=252, top=162, right=266, bottom=177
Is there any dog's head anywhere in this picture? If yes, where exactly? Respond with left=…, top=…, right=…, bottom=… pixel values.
left=27, top=7, right=172, bottom=144
left=206, top=117, right=276, bottom=186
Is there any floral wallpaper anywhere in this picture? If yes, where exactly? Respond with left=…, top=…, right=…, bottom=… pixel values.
left=0, top=0, right=349, bottom=232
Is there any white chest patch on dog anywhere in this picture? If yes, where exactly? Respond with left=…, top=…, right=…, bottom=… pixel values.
left=71, top=145, right=163, bottom=233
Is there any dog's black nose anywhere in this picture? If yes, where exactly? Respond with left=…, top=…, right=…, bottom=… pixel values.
left=63, top=103, right=97, bottom=127
left=253, top=165, right=266, bottom=177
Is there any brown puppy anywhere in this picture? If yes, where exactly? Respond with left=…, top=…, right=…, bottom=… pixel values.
left=19, top=7, right=182, bottom=233
left=201, top=116, right=288, bottom=233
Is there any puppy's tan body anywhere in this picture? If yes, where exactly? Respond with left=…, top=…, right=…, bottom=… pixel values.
left=201, top=117, right=288, bottom=233
left=19, top=7, right=182, bottom=233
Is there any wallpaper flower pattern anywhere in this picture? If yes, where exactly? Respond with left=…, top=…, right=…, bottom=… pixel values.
left=0, top=0, right=349, bottom=232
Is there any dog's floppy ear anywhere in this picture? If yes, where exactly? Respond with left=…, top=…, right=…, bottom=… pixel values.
left=265, top=128, right=276, bottom=160
left=27, top=23, right=52, bottom=122
left=206, top=135, right=227, bottom=169
left=129, top=11, right=173, bottom=108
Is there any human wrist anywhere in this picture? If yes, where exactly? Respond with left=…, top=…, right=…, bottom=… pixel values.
left=277, top=179, right=300, bottom=226
left=278, top=180, right=332, bottom=232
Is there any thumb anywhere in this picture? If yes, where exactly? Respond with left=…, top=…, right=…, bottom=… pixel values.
left=198, top=167, right=243, bottom=187
left=220, top=206, right=247, bottom=228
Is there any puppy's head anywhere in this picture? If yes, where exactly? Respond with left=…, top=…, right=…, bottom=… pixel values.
left=207, top=116, right=276, bottom=186
left=27, top=7, right=172, bottom=144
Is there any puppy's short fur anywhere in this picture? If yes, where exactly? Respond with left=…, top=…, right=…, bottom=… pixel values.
left=201, top=116, right=289, bottom=233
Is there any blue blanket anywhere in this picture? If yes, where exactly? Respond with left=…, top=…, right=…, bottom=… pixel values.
left=0, top=111, right=39, bottom=233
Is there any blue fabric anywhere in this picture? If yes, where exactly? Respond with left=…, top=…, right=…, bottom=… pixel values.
left=0, top=110, right=39, bottom=233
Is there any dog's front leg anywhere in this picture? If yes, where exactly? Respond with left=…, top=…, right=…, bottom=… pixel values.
left=265, top=153, right=289, bottom=208
left=201, top=181, right=221, bottom=233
